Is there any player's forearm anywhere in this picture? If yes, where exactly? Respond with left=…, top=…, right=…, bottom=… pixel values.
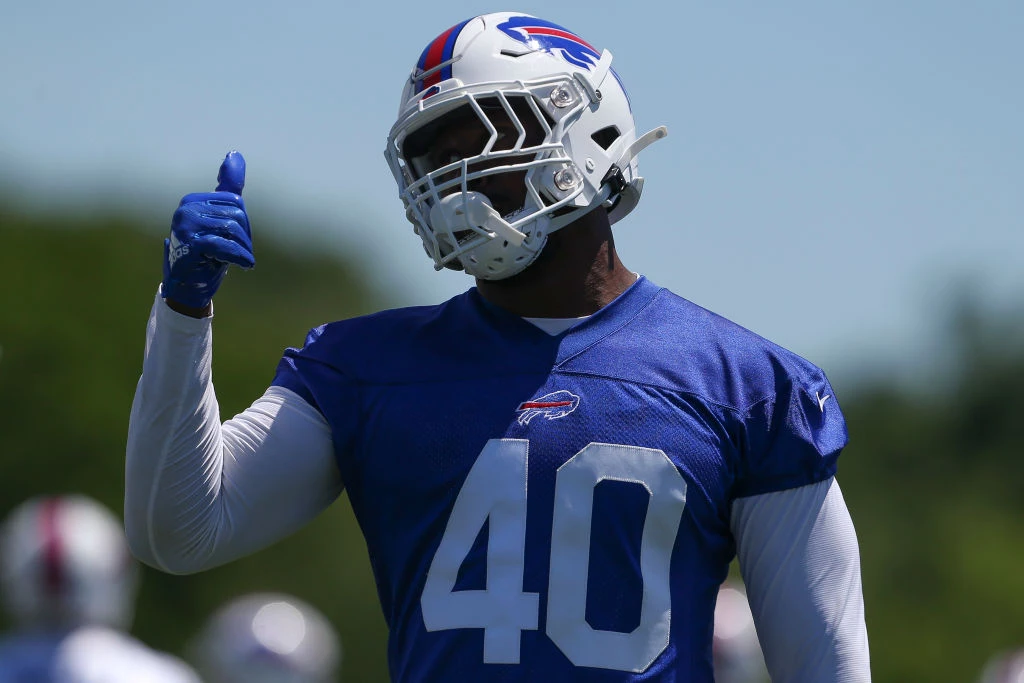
left=124, top=288, right=227, bottom=574
left=732, top=478, right=872, bottom=682
left=125, top=290, right=344, bottom=575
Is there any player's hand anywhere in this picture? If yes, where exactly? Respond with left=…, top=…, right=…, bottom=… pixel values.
left=161, top=151, right=254, bottom=311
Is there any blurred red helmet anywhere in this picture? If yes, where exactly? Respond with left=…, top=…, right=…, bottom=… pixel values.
left=0, top=494, right=138, bottom=631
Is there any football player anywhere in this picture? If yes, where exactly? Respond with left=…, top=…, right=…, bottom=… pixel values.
left=125, top=11, right=871, bottom=682
left=189, top=592, right=340, bottom=683
left=0, top=494, right=200, bottom=682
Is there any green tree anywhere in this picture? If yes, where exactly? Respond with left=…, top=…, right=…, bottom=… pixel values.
left=0, top=207, right=393, bottom=681
left=837, top=293, right=1024, bottom=682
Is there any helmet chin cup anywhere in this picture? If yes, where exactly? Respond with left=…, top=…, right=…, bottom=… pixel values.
left=429, top=193, right=527, bottom=247
left=428, top=192, right=543, bottom=280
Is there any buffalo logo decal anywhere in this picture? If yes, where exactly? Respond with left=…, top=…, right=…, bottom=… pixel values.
left=515, top=390, right=581, bottom=425
left=497, top=16, right=601, bottom=70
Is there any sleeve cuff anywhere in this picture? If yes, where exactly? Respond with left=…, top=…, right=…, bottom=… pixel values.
left=155, top=284, right=214, bottom=332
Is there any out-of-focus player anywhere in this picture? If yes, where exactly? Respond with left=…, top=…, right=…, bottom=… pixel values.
left=713, top=581, right=768, bottom=683
left=978, top=648, right=1024, bottom=683
left=0, top=494, right=200, bottom=682
left=125, top=10, right=871, bottom=682
left=189, top=592, right=341, bottom=683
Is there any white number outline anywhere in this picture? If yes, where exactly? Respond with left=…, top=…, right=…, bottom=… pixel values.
left=420, top=439, right=687, bottom=672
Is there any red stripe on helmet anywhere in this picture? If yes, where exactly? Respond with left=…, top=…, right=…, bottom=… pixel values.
left=40, top=498, right=65, bottom=594
left=420, top=25, right=459, bottom=91
left=526, top=26, right=597, bottom=52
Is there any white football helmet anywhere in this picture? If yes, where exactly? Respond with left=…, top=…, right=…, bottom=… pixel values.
left=978, top=649, right=1024, bottom=683
left=385, top=11, right=667, bottom=280
left=190, top=593, right=341, bottom=683
left=0, top=494, right=139, bottom=631
left=713, top=582, right=769, bottom=683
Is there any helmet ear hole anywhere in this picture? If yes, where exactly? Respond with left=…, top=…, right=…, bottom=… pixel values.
left=591, top=125, right=621, bottom=150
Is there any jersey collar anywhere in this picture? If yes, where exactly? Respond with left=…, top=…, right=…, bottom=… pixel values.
left=467, top=275, right=664, bottom=365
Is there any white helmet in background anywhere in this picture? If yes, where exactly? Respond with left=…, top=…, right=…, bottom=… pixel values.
left=0, top=494, right=138, bottom=631
left=191, top=593, right=341, bottom=683
left=978, top=649, right=1024, bottom=683
left=385, top=11, right=667, bottom=280
left=713, top=582, right=769, bottom=683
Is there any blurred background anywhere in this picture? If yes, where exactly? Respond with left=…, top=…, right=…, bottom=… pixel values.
left=1, top=0, right=1021, bottom=680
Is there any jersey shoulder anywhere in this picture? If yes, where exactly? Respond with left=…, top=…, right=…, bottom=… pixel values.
left=575, top=283, right=832, bottom=414
left=291, top=294, right=461, bottom=369
left=280, top=288, right=545, bottom=384
left=309, top=300, right=453, bottom=351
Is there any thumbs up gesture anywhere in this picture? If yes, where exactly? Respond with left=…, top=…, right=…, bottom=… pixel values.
left=162, top=151, right=254, bottom=312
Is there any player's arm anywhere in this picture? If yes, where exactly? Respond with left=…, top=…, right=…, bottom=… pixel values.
left=731, top=476, right=871, bottom=682
left=124, top=153, right=343, bottom=575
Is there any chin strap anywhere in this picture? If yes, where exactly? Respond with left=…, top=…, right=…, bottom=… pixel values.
left=549, top=125, right=670, bottom=233
left=620, top=126, right=669, bottom=167
left=606, top=126, right=669, bottom=190
left=599, top=125, right=669, bottom=220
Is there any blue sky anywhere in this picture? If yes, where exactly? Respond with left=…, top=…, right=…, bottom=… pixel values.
left=3, top=0, right=1021, bottom=386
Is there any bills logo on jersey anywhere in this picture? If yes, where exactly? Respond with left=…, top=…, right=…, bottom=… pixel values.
left=497, top=16, right=601, bottom=70
left=515, top=390, right=580, bottom=425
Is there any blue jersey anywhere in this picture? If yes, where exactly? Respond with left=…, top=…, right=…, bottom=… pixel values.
left=272, top=276, right=847, bottom=682
left=0, top=633, right=62, bottom=682
left=0, top=628, right=198, bottom=683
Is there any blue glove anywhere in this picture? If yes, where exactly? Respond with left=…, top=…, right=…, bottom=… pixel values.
left=162, top=151, right=254, bottom=309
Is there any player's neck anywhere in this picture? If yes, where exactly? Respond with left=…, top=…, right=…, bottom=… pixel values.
left=475, top=212, right=637, bottom=318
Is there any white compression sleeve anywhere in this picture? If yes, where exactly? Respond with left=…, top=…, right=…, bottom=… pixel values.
left=125, top=289, right=342, bottom=575
left=731, top=477, right=871, bottom=682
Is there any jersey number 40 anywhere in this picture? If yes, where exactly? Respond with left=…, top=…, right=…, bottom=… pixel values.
left=421, top=439, right=687, bottom=673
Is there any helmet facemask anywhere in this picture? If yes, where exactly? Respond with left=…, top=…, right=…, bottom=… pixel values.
left=387, top=81, right=606, bottom=280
